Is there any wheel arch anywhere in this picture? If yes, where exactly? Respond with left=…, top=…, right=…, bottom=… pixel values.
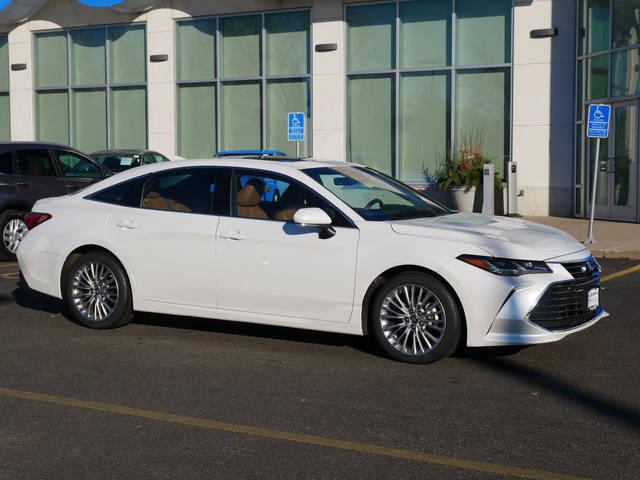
left=360, top=265, right=467, bottom=346
left=60, top=245, right=134, bottom=300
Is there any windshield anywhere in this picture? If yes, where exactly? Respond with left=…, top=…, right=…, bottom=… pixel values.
left=304, top=166, right=450, bottom=221
left=94, top=155, right=140, bottom=173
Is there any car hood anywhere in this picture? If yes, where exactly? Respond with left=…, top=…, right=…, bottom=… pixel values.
left=390, top=213, right=588, bottom=261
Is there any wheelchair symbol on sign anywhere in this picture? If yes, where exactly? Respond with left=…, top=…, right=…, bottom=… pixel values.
left=593, top=106, right=605, bottom=119
left=291, top=116, right=301, bottom=125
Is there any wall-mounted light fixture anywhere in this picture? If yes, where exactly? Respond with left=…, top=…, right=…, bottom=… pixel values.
left=530, top=28, right=558, bottom=39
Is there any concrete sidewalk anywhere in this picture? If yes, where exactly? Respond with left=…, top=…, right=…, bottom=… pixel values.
left=523, top=216, right=640, bottom=259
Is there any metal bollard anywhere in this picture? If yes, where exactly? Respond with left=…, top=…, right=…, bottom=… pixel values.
left=482, top=164, right=494, bottom=215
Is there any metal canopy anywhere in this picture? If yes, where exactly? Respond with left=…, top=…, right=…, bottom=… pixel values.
left=0, top=0, right=162, bottom=24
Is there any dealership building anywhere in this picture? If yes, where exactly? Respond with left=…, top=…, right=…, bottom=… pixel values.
left=0, top=0, right=638, bottom=221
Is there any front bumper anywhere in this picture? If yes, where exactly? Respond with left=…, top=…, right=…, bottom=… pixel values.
left=481, top=256, right=608, bottom=346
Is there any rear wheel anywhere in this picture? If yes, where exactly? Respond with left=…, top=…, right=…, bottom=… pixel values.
left=0, top=210, right=28, bottom=261
left=64, top=252, right=133, bottom=329
left=370, top=273, right=461, bottom=364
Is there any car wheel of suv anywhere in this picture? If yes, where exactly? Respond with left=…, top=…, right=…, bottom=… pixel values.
left=0, top=210, right=28, bottom=261
left=64, top=251, right=133, bottom=329
left=370, top=273, right=461, bottom=364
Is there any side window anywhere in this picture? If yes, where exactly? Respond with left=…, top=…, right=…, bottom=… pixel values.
left=142, top=153, right=156, bottom=165
left=57, top=151, right=103, bottom=179
left=234, top=170, right=351, bottom=226
left=0, top=152, right=12, bottom=174
left=89, top=175, right=147, bottom=207
left=142, top=168, right=216, bottom=215
left=15, top=149, right=56, bottom=177
left=152, top=153, right=167, bottom=163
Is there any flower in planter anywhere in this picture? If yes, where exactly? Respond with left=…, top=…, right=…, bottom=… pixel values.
left=427, top=129, right=503, bottom=191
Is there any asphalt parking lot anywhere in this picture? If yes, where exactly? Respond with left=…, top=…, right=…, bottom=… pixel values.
left=0, top=258, right=638, bottom=480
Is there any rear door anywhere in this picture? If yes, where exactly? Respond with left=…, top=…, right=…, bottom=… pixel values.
left=54, top=149, right=105, bottom=193
left=106, top=167, right=227, bottom=308
left=13, top=148, right=69, bottom=205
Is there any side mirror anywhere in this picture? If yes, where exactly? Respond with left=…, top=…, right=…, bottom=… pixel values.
left=293, top=208, right=335, bottom=239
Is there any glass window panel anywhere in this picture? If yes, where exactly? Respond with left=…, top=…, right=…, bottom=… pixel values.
left=0, top=35, right=8, bottom=90
left=455, top=68, right=510, bottom=178
left=577, top=59, right=584, bottom=121
left=142, top=168, right=216, bottom=215
left=0, top=151, right=11, bottom=173
left=72, top=89, right=107, bottom=153
left=265, top=11, right=310, bottom=76
left=613, top=0, right=640, bottom=48
left=0, top=94, right=9, bottom=141
left=575, top=187, right=583, bottom=215
left=587, top=0, right=610, bottom=54
left=613, top=104, right=637, bottom=207
left=346, top=3, right=396, bottom=72
left=35, top=91, right=69, bottom=144
left=176, top=19, right=216, bottom=81
left=57, top=151, right=102, bottom=179
left=588, top=54, right=609, bottom=99
left=400, top=0, right=451, bottom=68
left=266, top=79, right=309, bottom=156
left=589, top=136, right=609, bottom=205
left=70, top=28, right=106, bottom=86
left=456, top=0, right=511, bottom=66
left=220, top=15, right=261, bottom=78
left=399, top=72, right=450, bottom=182
left=110, top=87, right=146, bottom=149
left=34, top=32, right=68, bottom=88
left=177, top=84, right=216, bottom=158
left=347, top=75, right=394, bottom=175
left=220, top=81, right=261, bottom=150
left=15, top=149, right=56, bottom=177
left=109, top=25, right=146, bottom=84
left=611, top=48, right=640, bottom=97
left=90, top=175, right=147, bottom=207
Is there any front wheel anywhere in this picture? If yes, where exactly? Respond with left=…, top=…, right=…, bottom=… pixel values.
left=0, top=210, right=28, bottom=261
left=64, top=252, right=133, bottom=329
left=370, top=273, right=461, bottom=364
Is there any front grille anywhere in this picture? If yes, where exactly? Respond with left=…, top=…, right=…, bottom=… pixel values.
left=528, top=258, right=601, bottom=331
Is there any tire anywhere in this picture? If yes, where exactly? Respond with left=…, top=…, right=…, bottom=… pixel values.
left=0, top=210, right=28, bottom=261
left=370, top=272, right=461, bottom=364
left=63, top=251, right=133, bottom=329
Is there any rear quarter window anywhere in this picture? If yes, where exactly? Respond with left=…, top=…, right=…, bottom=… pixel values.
left=88, top=175, right=147, bottom=208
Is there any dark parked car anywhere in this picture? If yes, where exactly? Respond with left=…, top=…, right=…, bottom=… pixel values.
left=0, top=142, right=109, bottom=260
left=91, top=149, right=170, bottom=173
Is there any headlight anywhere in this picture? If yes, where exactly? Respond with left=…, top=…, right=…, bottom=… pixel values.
left=457, top=255, right=551, bottom=276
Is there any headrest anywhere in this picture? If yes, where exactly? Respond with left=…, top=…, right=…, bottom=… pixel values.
left=237, top=184, right=262, bottom=207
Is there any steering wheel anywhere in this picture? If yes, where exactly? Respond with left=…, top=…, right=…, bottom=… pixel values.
left=365, top=198, right=384, bottom=210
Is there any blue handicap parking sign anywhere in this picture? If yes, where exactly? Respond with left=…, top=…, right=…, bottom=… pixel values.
left=287, top=112, right=305, bottom=142
left=587, top=104, right=610, bottom=138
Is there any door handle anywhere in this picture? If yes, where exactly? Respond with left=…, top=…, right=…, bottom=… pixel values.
left=218, top=230, right=247, bottom=240
left=16, top=181, right=32, bottom=187
left=115, top=219, right=140, bottom=230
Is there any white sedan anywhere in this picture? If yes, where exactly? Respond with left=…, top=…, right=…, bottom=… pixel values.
left=17, top=157, right=607, bottom=363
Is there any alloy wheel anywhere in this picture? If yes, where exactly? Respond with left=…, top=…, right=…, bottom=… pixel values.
left=71, top=261, right=119, bottom=322
left=2, top=219, right=28, bottom=254
left=379, top=284, right=446, bottom=356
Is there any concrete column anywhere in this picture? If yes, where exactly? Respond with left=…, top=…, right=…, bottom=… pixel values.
left=311, top=0, right=345, bottom=161
left=146, top=0, right=175, bottom=157
left=8, top=23, right=35, bottom=141
left=512, top=0, right=576, bottom=216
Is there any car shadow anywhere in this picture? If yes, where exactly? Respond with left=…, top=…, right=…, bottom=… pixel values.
left=12, top=280, right=65, bottom=315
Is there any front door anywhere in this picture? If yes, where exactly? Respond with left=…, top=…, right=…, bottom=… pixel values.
left=216, top=169, right=360, bottom=324
left=594, top=101, right=639, bottom=221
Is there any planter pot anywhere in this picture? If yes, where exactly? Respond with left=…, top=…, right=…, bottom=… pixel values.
left=449, top=185, right=477, bottom=212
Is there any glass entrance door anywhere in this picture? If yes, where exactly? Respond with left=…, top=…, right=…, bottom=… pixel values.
left=593, top=102, right=638, bottom=222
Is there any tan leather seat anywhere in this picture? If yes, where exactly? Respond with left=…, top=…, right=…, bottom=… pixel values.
left=143, top=191, right=191, bottom=212
left=274, top=185, right=308, bottom=221
left=237, top=183, right=268, bottom=219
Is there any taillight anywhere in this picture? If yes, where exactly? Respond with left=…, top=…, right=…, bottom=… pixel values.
left=24, top=212, right=52, bottom=230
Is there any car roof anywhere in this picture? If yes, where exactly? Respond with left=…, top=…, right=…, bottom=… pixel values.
left=91, top=149, right=144, bottom=156
left=0, top=141, right=87, bottom=151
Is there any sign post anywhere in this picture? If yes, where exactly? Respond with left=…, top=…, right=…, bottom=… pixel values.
left=287, top=112, right=305, bottom=156
left=586, top=104, right=611, bottom=244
